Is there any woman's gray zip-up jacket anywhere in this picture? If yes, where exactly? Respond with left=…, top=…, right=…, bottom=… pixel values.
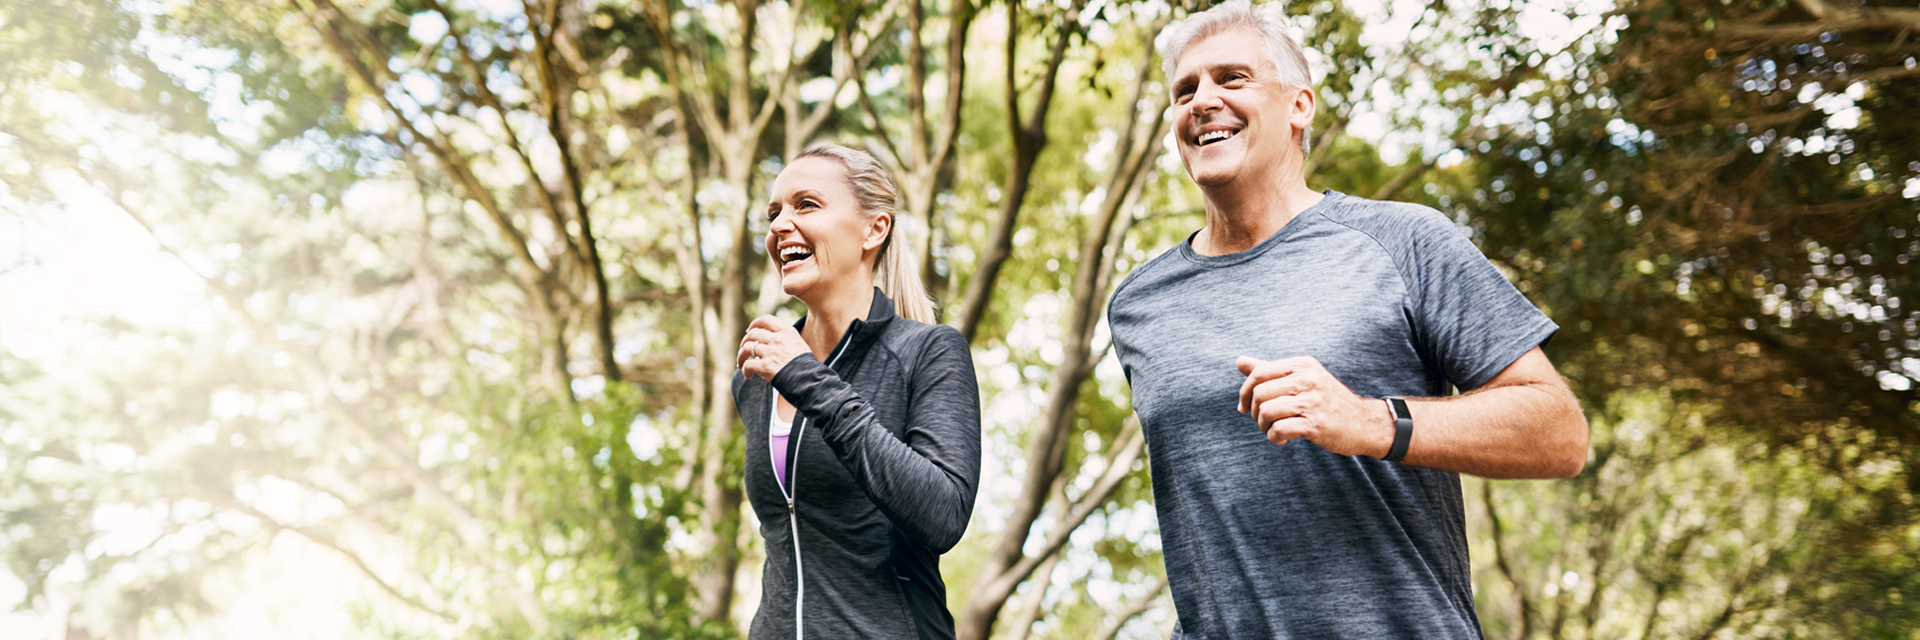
left=732, top=290, right=981, bottom=640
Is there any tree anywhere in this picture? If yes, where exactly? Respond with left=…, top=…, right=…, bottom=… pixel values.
left=9, top=0, right=1916, bottom=638
left=1449, top=0, right=1920, bottom=635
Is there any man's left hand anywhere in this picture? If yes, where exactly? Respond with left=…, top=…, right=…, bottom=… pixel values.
left=1236, top=356, right=1390, bottom=458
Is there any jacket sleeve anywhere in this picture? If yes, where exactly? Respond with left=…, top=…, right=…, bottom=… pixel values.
left=770, top=326, right=981, bottom=553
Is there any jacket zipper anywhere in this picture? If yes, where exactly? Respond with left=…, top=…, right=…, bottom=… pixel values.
left=774, top=332, right=852, bottom=640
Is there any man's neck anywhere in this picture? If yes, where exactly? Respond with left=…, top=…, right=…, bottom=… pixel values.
left=801, top=282, right=874, bottom=362
left=1194, top=175, right=1324, bottom=257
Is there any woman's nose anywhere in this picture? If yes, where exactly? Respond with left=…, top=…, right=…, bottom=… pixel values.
left=769, top=209, right=795, bottom=232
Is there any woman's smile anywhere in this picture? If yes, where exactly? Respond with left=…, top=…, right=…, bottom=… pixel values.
left=776, top=241, right=815, bottom=273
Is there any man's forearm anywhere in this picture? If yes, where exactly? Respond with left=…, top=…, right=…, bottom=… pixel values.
left=1392, top=379, right=1588, bottom=479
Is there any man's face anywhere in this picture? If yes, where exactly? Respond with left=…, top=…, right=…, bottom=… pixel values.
left=1169, top=28, right=1311, bottom=190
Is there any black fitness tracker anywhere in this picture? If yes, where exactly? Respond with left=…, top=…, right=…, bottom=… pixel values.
left=1383, top=396, right=1413, bottom=463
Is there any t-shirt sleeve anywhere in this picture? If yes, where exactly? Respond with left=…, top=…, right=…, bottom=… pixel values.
left=1395, top=208, right=1558, bottom=391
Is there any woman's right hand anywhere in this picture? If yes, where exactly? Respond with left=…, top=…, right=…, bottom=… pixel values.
left=737, top=316, right=809, bottom=381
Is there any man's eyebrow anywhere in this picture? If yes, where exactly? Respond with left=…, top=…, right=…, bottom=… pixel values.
left=1209, top=61, right=1257, bottom=75
left=1173, top=61, right=1259, bottom=88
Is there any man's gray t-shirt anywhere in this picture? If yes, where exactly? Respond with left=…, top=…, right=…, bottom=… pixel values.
left=1108, top=191, right=1557, bottom=639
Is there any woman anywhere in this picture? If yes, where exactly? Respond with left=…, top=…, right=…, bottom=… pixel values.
left=733, top=144, right=981, bottom=639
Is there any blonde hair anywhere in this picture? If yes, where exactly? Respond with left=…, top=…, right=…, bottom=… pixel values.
left=1160, top=0, right=1315, bottom=157
left=793, top=144, right=938, bottom=324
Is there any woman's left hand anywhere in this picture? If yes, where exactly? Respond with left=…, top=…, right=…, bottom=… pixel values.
left=738, top=316, right=810, bottom=381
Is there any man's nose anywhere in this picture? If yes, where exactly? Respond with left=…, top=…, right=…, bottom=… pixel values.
left=1189, top=80, right=1224, bottom=112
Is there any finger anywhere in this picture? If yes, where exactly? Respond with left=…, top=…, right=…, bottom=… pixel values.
left=1236, top=357, right=1268, bottom=413
left=1251, top=377, right=1307, bottom=408
left=749, top=316, right=788, bottom=334
left=1257, top=357, right=1315, bottom=381
left=1235, top=356, right=1261, bottom=375
left=744, top=327, right=781, bottom=349
left=1238, top=357, right=1303, bottom=411
left=754, top=325, right=796, bottom=347
left=1242, top=374, right=1279, bottom=415
left=1266, top=417, right=1313, bottom=446
left=1255, top=396, right=1307, bottom=433
left=1247, top=357, right=1321, bottom=410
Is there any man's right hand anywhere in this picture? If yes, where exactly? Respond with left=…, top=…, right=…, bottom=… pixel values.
left=1237, top=356, right=1394, bottom=459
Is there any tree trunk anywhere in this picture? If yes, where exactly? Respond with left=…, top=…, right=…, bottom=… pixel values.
left=954, top=13, right=1172, bottom=638
left=952, top=0, right=1082, bottom=342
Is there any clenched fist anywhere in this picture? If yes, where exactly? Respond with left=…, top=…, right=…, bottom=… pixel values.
left=738, top=316, right=810, bottom=381
left=1236, top=356, right=1393, bottom=459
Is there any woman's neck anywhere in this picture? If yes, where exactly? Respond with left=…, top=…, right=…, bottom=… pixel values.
left=801, top=283, right=875, bottom=362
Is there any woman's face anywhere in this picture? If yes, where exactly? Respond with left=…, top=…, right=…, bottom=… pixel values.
left=764, top=157, right=888, bottom=303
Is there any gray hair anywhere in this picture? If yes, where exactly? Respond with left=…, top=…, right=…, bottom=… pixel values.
left=1160, top=0, right=1315, bottom=157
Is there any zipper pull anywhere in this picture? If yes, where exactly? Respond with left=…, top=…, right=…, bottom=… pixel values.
left=787, top=497, right=795, bottom=514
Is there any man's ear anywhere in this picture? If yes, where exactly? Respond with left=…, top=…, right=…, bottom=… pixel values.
left=864, top=213, right=891, bottom=253
left=1291, top=86, right=1318, bottom=133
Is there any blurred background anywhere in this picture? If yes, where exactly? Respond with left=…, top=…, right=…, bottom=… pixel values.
left=1, top=0, right=1916, bottom=638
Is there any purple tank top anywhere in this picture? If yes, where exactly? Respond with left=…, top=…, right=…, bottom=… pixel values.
left=769, top=393, right=793, bottom=490
left=770, top=433, right=790, bottom=489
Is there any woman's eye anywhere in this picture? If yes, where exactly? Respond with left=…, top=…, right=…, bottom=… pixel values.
left=799, top=200, right=818, bottom=210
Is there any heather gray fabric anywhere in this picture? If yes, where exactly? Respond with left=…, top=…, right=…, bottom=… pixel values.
left=734, top=289, right=981, bottom=640
left=1108, top=191, right=1558, bottom=639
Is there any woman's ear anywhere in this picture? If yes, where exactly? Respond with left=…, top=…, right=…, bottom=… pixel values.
left=864, top=213, right=891, bottom=253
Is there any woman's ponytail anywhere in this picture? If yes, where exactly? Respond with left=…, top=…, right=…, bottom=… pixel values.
left=878, top=221, right=937, bottom=323
left=794, top=144, right=939, bottom=324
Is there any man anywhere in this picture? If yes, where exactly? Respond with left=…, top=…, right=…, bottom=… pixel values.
left=1106, top=1, right=1589, bottom=637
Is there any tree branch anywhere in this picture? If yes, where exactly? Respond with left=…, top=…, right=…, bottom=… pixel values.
left=1002, top=551, right=1061, bottom=640
left=1302, top=107, right=1350, bottom=180
left=524, top=0, right=622, bottom=382
left=220, top=499, right=458, bottom=623
left=1482, top=480, right=1537, bottom=640
left=1092, top=573, right=1170, bottom=640
left=997, top=420, right=1146, bottom=595
left=956, top=4, right=1159, bottom=342
left=855, top=64, right=907, bottom=168
left=1371, top=156, right=1438, bottom=201
left=298, top=0, right=559, bottom=317
left=641, top=0, right=724, bottom=143
left=112, top=188, right=549, bottom=631
left=954, top=0, right=1113, bottom=342
left=928, top=0, right=975, bottom=170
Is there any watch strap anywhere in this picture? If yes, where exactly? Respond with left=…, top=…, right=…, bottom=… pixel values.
left=1383, top=396, right=1413, bottom=463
